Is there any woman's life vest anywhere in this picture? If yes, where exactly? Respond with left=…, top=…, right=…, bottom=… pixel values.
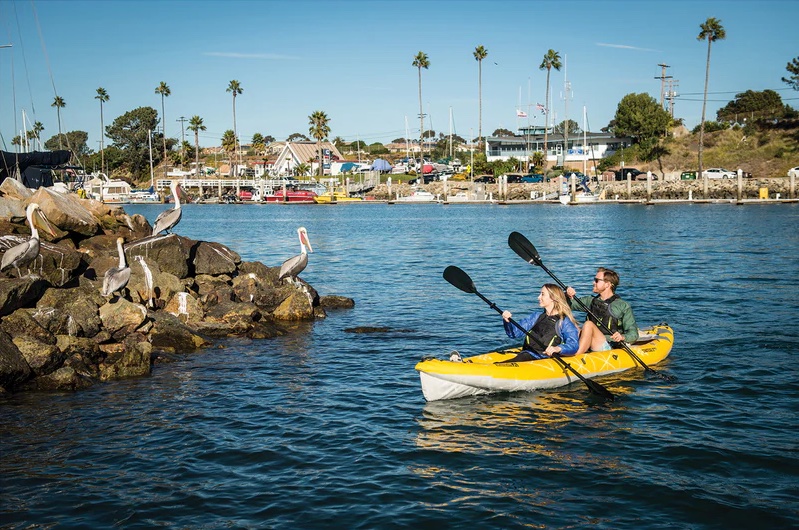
left=524, top=313, right=562, bottom=354
left=588, top=294, right=622, bottom=335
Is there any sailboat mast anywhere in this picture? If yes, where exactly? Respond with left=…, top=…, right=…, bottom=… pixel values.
left=148, top=129, right=155, bottom=188
left=448, top=107, right=453, bottom=160
left=583, top=106, right=587, bottom=175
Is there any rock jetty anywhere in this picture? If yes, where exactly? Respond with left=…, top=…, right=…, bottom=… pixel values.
left=0, top=179, right=353, bottom=394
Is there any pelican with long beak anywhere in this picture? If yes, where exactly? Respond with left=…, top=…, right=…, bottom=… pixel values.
left=278, top=227, right=313, bottom=284
left=152, top=181, right=182, bottom=235
left=0, top=202, right=54, bottom=277
left=102, top=237, right=131, bottom=298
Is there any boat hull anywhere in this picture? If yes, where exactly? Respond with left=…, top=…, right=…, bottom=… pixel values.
left=415, top=324, right=673, bottom=401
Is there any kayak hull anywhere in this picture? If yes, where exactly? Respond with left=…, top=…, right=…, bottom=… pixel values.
left=415, top=324, right=673, bottom=401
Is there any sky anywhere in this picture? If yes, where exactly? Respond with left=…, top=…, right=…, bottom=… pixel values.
left=1, top=0, right=797, bottom=155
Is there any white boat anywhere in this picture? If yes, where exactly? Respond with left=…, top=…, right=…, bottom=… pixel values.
left=129, top=188, right=161, bottom=203
left=84, top=173, right=132, bottom=204
left=559, top=191, right=599, bottom=205
left=444, top=191, right=470, bottom=203
left=394, top=190, right=440, bottom=203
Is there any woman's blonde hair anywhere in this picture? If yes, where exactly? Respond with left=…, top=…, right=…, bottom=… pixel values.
left=543, top=284, right=578, bottom=326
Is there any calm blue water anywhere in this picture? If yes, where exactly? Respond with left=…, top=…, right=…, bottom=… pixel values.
left=2, top=202, right=798, bottom=529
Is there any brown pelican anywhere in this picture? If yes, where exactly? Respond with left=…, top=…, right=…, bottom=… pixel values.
left=102, top=237, right=131, bottom=298
left=152, top=181, right=182, bottom=235
left=278, top=227, right=313, bottom=284
left=0, top=202, right=53, bottom=277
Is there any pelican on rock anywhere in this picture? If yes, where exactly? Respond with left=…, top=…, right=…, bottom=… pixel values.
left=0, top=202, right=51, bottom=277
left=278, top=227, right=313, bottom=284
left=152, top=181, right=182, bottom=235
left=102, top=237, right=131, bottom=298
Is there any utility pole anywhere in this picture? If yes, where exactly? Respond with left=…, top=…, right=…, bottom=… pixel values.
left=177, top=116, right=187, bottom=169
left=665, top=79, right=679, bottom=117
left=655, top=63, right=672, bottom=110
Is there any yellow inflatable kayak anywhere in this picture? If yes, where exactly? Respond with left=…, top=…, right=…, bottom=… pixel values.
left=415, top=324, right=673, bottom=401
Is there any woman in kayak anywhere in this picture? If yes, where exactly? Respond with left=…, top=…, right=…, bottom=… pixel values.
left=499, top=284, right=580, bottom=362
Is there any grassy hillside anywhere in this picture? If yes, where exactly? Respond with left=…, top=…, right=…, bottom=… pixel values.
left=640, top=121, right=799, bottom=178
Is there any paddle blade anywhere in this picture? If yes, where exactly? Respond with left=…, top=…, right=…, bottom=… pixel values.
left=508, top=231, right=542, bottom=266
left=443, top=266, right=477, bottom=294
left=586, top=378, right=615, bottom=401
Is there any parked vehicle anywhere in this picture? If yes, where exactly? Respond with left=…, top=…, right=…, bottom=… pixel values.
left=680, top=171, right=697, bottom=180
left=474, top=175, right=496, bottom=184
left=521, top=173, right=546, bottom=183
left=408, top=174, right=439, bottom=185
left=787, top=166, right=799, bottom=178
left=504, top=173, right=524, bottom=183
left=702, top=168, right=736, bottom=179
left=613, top=168, right=645, bottom=181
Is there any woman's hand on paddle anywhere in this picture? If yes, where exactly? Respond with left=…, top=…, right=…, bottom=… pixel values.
left=544, top=345, right=562, bottom=356
left=501, top=310, right=512, bottom=322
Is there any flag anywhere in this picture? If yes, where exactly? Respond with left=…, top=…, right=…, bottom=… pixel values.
left=536, top=103, right=546, bottom=114
left=516, top=109, right=528, bottom=118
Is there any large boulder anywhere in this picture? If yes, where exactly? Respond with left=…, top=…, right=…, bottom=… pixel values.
left=163, top=291, right=204, bottom=324
left=125, top=233, right=190, bottom=279
left=98, top=299, right=148, bottom=339
left=0, top=178, right=34, bottom=202
left=272, top=289, right=315, bottom=321
left=23, top=365, right=95, bottom=391
left=30, top=187, right=99, bottom=236
left=0, top=195, right=27, bottom=220
left=0, top=276, right=50, bottom=317
left=149, top=312, right=209, bottom=353
left=0, top=331, right=32, bottom=392
left=98, top=332, right=152, bottom=381
left=192, top=240, right=240, bottom=276
left=12, top=336, right=63, bottom=377
left=35, top=285, right=104, bottom=337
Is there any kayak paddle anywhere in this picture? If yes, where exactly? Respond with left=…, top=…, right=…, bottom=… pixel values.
left=443, top=265, right=615, bottom=401
left=507, top=231, right=676, bottom=383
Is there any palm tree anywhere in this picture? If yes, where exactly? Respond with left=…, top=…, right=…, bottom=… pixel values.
left=155, top=81, right=171, bottom=178
left=221, top=129, right=237, bottom=175
left=539, top=49, right=562, bottom=168
left=697, top=18, right=726, bottom=190
left=226, top=80, right=243, bottom=177
left=294, top=163, right=310, bottom=177
left=413, top=51, right=430, bottom=169
left=473, top=45, right=488, bottom=150
left=308, top=110, right=331, bottom=178
left=95, top=87, right=109, bottom=174
left=188, top=115, right=206, bottom=177
left=51, top=96, right=66, bottom=150
left=29, top=121, right=45, bottom=149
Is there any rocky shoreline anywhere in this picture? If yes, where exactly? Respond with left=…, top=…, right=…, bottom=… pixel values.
left=0, top=179, right=353, bottom=394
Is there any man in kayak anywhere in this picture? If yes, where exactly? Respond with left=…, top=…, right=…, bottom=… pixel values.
left=566, top=267, right=639, bottom=354
left=498, top=284, right=579, bottom=362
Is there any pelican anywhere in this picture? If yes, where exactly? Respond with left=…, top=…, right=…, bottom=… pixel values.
left=102, top=237, right=131, bottom=298
left=152, top=181, right=182, bottom=235
left=278, top=227, right=313, bottom=284
left=0, top=203, right=53, bottom=277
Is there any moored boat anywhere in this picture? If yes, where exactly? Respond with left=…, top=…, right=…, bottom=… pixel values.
left=84, top=173, right=131, bottom=204
left=393, top=190, right=440, bottom=203
left=558, top=191, right=600, bottom=205
left=415, top=324, right=673, bottom=401
left=313, top=187, right=364, bottom=204
left=261, top=187, right=318, bottom=203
